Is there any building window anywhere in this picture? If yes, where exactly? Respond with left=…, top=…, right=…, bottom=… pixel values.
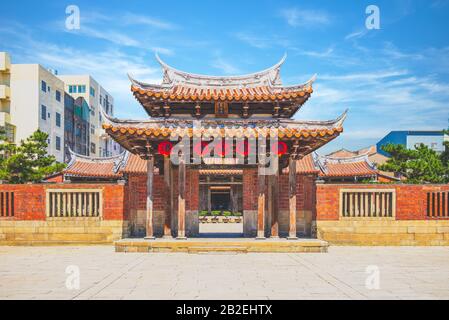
left=56, top=90, right=61, bottom=102
left=78, top=85, right=86, bottom=93
left=56, top=112, right=61, bottom=127
left=90, top=86, right=95, bottom=97
left=69, top=85, right=76, bottom=94
left=56, top=136, right=61, bottom=151
left=100, top=95, right=103, bottom=105
left=90, top=143, right=96, bottom=154
left=91, top=124, right=95, bottom=135
left=41, top=105, right=47, bottom=120
left=41, top=80, right=47, bottom=92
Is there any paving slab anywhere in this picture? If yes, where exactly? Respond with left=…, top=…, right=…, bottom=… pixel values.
left=0, top=246, right=449, bottom=299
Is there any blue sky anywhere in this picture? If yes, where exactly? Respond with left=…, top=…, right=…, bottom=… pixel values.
left=1, top=0, right=449, bottom=154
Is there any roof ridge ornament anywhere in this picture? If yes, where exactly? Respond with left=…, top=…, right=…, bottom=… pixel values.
left=149, top=53, right=288, bottom=88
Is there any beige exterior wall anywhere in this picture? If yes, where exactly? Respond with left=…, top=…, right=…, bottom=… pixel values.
left=57, top=75, right=120, bottom=157
left=0, top=219, right=129, bottom=245
left=317, top=220, right=449, bottom=246
left=0, top=52, right=14, bottom=141
left=10, top=64, right=65, bottom=162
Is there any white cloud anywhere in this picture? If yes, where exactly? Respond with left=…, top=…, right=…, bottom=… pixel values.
left=382, top=42, right=424, bottom=60
left=235, top=33, right=269, bottom=49
left=280, top=8, right=330, bottom=27
left=319, top=70, right=409, bottom=82
left=344, top=30, right=367, bottom=41
left=295, top=47, right=335, bottom=58
left=211, top=57, right=241, bottom=75
left=234, top=32, right=291, bottom=49
left=1, top=27, right=161, bottom=119
left=122, top=13, right=177, bottom=30
left=68, top=26, right=142, bottom=47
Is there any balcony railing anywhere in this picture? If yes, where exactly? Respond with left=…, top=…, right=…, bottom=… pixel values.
left=427, top=191, right=449, bottom=218
left=340, top=189, right=395, bottom=218
left=46, top=189, right=102, bottom=218
left=0, top=191, right=14, bottom=217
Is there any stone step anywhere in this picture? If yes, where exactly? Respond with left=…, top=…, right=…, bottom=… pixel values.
left=187, top=246, right=248, bottom=254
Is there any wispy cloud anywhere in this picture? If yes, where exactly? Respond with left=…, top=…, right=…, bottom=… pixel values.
left=234, top=32, right=290, bottom=49
left=382, top=42, right=424, bottom=60
left=280, top=8, right=331, bottom=27
left=294, top=47, right=335, bottom=58
left=319, top=70, right=408, bottom=82
left=0, top=24, right=161, bottom=119
left=211, top=57, right=241, bottom=75
left=69, top=26, right=141, bottom=47
left=122, top=13, right=177, bottom=30
left=344, top=30, right=367, bottom=41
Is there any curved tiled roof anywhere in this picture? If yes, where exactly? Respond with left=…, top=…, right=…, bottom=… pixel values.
left=288, top=153, right=378, bottom=178
left=121, top=153, right=147, bottom=174
left=64, top=149, right=127, bottom=178
left=62, top=149, right=377, bottom=180
left=128, top=54, right=316, bottom=102
left=318, top=154, right=377, bottom=178
left=101, top=110, right=347, bottom=139
left=295, top=154, right=321, bottom=174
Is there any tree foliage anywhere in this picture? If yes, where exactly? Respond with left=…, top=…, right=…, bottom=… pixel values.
left=379, top=143, right=448, bottom=184
left=0, top=130, right=66, bottom=184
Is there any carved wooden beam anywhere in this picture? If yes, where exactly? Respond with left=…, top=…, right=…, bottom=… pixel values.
left=243, top=102, right=249, bottom=118
left=273, top=102, right=280, bottom=117
left=163, top=103, right=171, bottom=118
left=195, top=103, right=201, bottom=118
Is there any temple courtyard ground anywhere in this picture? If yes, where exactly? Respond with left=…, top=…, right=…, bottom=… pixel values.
left=1, top=245, right=449, bottom=300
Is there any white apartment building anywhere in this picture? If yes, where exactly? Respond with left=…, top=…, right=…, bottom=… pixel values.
left=0, top=52, right=15, bottom=142
left=1, top=51, right=121, bottom=163
left=9, top=62, right=66, bottom=162
left=57, top=75, right=120, bottom=157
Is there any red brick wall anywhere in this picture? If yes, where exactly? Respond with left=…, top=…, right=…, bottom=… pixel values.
left=126, top=174, right=165, bottom=213
left=243, top=168, right=258, bottom=211
left=316, top=184, right=449, bottom=221
left=279, top=174, right=316, bottom=212
left=0, top=185, right=46, bottom=220
left=186, top=169, right=199, bottom=211
left=0, top=184, right=127, bottom=221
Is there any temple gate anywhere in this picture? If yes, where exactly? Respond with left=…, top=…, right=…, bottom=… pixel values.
left=101, top=54, right=346, bottom=239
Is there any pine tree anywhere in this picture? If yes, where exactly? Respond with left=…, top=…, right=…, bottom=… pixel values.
left=379, top=143, right=447, bottom=184
left=0, top=130, right=65, bottom=184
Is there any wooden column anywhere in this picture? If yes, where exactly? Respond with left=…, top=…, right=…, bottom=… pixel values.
left=256, top=164, right=266, bottom=240
left=270, top=170, right=280, bottom=238
left=144, top=157, right=155, bottom=240
left=177, top=152, right=187, bottom=240
left=288, top=157, right=298, bottom=240
left=207, top=177, right=212, bottom=214
left=163, top=156, right=172, bottom=238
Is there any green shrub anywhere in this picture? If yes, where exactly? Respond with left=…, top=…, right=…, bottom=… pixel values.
left=223, top=211, right=232, bottom=217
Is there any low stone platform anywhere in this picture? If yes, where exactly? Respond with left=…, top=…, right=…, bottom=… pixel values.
left=115, top=238, right=329, bottom=253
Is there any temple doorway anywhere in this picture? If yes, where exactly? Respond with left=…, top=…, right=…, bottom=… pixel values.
left=198, top=171, right=243, bottom=237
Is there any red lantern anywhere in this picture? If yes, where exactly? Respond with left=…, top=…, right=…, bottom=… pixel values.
left=214, top=141, right=232, bottom=157
left=272, top=141, right=288, bottom=156
left=193, top=141, right=210, bottom=157
left=236, top=140, right=251, bottom=157
left=158, top=141, right=173, bottom=157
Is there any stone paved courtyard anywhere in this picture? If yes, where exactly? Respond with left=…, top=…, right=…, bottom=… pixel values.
left=1, top=245, right=449, bottom=300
